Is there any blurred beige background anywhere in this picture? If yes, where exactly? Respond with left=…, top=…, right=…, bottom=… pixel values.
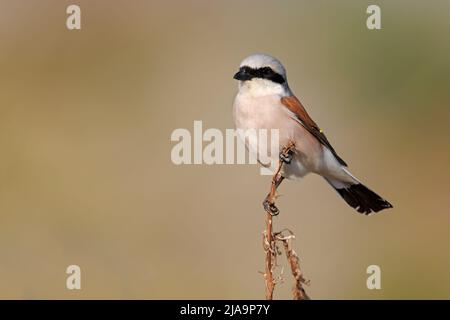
left=1, top=0, right=450, bottom=299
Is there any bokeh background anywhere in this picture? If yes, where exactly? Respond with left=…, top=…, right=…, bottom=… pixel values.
left=1, top=0, right=450, bottom=299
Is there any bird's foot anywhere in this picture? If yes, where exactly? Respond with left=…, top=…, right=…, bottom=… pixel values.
left=263, top=199, right=280, bottom=216
left=279, top=143, right=295, bottom=164
left=279, top=152, right=292, bottom=164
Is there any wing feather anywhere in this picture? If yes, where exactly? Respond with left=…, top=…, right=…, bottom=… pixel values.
left=281, top=95, right=347, bottom=167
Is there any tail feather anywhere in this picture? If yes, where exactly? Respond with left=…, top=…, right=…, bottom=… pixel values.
left=326, top=178, right=393, bottom=215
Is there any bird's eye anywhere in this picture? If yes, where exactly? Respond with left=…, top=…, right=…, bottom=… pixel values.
left=263, top=67, right=272, bottom=74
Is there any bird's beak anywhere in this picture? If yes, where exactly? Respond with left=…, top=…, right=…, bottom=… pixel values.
left=233, top=69, right=251, bottom=81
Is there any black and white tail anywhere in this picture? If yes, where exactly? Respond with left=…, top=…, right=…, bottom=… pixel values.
left=325, top=172, right=393, bottom=215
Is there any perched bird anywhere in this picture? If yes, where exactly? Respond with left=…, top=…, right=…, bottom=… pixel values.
left=233, top=53, right=392, bottom=215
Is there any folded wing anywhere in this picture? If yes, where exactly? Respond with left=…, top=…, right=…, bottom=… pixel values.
left=281, top=95, right=347, bottom=167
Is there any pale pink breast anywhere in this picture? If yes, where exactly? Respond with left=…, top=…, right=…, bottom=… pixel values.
left=234, top=94, right=325, bottom=178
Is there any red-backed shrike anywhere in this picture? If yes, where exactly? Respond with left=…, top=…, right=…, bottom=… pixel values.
left=233, top=53, right=392, bottom=215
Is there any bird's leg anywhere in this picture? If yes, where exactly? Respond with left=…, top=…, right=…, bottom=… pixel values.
left=279, top=141, right=295, bottom=164
left=263, top=141, right=295, bottom=216
left=263, top=174, right=284, bottom=216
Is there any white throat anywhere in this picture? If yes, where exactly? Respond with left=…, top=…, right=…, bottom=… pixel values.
left=238, top=78, right=291, bottom=98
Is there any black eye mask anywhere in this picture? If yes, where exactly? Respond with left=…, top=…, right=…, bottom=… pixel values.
left=233, top=66, right=285, bottom=84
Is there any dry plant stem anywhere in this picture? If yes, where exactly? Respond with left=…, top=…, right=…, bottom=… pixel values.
left=279, top=235, right=310, bottom=300
left=263, top=141, right=295, bottom=300
left=262, top=141, right=309, bottom=300
left=263, top=212, right=275, bottom=300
